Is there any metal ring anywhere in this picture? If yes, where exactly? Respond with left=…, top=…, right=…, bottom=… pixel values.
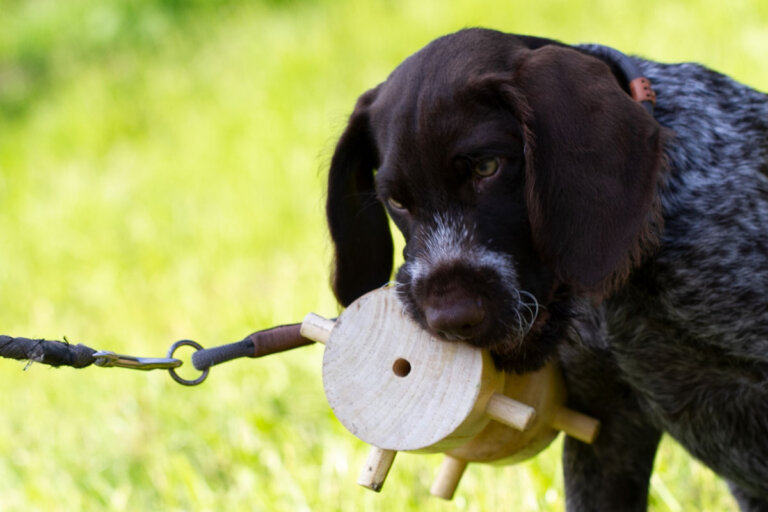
left=167, top=340, right=209, bottom=386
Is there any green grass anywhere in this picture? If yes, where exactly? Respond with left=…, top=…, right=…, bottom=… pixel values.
left=1, top=0, right=765, bottom=510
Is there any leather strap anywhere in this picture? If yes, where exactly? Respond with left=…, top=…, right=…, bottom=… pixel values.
left=629, top=77, right=657, bottom=106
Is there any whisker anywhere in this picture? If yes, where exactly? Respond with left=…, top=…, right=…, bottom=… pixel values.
left=513, top=289, right=541, bottom=336
left=512, top=308, right=526, bottom=337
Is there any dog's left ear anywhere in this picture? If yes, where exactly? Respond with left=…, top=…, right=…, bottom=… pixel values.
left=507, top=45, right=665, bottom=295
left=326, top=87, right=394, bottom=307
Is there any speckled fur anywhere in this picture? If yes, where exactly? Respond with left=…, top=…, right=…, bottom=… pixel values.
left=560, top=60, right=768, bottom=511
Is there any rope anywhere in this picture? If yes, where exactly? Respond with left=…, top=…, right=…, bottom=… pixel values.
left=0, top=335, right=97, bottom=368
left=1, top=322, right=315, bottom=382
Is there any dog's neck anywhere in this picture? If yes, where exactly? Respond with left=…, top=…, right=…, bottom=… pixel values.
left=577, top=44, right=657, bottom=115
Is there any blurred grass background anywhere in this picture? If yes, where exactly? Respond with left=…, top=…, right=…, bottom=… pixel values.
left=1, top=0, right=766, bottom=510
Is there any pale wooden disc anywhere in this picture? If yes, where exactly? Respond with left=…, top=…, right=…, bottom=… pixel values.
left=322, top=288, right=504, bottom=452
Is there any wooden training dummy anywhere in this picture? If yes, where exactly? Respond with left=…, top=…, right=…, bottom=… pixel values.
left=299, top=287, right=600, bottom=500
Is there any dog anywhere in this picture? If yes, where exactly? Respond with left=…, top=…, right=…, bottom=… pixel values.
left=324, top=28, right=768, bottom=510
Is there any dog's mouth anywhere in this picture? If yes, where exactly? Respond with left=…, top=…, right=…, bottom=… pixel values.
left=395, top=261, right=540, bottom=350
left=395, top=262, right=560, bottom=374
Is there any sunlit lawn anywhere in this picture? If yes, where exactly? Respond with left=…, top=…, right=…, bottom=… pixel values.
left=1, top=0, right=766, bottom=510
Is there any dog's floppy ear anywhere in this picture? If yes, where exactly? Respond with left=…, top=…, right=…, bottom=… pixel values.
left=509, top=45, right=665, bottom=295
left=326, top=87, right=393, bottom=307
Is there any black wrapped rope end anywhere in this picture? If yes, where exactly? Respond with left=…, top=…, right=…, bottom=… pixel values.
left=0, top=335, right=96, bottom=368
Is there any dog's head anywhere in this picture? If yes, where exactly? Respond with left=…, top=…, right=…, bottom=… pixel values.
left=326, top=29, right=664, bottom=372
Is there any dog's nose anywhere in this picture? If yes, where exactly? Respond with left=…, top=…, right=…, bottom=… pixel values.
left=424, top=292, right=486, bottom=340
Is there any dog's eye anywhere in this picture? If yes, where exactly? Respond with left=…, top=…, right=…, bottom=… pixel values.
left=387, top=197, right=406, bottom=210
left=473, top=157, right=500, bottom=178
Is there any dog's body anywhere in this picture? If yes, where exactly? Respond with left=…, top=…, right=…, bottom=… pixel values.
left=325, top=29, right=768, bottom=510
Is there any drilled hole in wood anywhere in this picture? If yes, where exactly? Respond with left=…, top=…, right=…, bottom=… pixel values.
left=392, top=358, right=412, bottom=377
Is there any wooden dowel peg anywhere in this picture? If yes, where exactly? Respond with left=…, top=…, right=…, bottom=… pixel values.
left=358, top=447, right=397, bottom=492
left=299, top=313, right=335, bottom=345
left=430, top=455, right=469, bottom=500
left=551, top=406, right=600, bottom=444
left=484, top=393, right=536, bottom=431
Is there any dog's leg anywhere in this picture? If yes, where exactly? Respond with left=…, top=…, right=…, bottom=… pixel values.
left=558, top=320, right=661, bottom=511
left=562, top=415, right=660, bottom=511
left=728, top=481, right=768, bottom=512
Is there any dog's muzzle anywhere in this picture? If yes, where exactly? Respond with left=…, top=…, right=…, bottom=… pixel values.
left=395, top=212, right=539, bottom=347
